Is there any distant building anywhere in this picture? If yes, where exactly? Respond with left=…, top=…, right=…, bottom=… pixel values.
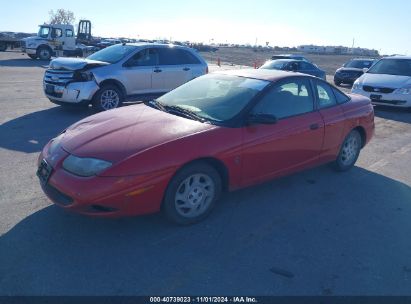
left=297, top=44, right=379, bottom=56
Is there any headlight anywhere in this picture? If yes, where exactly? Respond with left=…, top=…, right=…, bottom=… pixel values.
left=352, top=81, right=362, bottom=90
left=394, top=87, right=411, bottom=95
left=48, top=132, right=65, bottom=155
left=62, top=155, right=112, bottom=177
left=75, top=71, right=94, bottom=82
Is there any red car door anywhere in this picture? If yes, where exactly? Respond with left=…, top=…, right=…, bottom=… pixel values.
left=313, top=80, right=347, bottom=162
left=241, top=77, right=325, bottom=187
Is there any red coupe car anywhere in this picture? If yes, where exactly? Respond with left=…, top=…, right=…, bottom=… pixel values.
left=37, top=69, right=374, bottom=224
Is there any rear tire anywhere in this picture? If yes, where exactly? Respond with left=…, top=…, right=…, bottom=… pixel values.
left=37, top=46, right=52, bottom=60
left=92, top=84, right=124, bottom=111
left=163, top=163, right=222, bottom=225
left=333, top=129, right=362, bottom=172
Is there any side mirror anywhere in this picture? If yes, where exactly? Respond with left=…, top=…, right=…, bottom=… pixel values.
left=247, top=113, right=278, bottom=125
left=362, top=68, right=369, bottom=73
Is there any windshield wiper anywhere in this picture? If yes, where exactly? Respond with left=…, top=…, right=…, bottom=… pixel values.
left=148, top=99, right=166, bottom=112
left=162, top=105, right=207, bottom=123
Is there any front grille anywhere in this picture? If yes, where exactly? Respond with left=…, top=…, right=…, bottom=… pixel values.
left=363, top=86, right=395, bottom=94
left=44, top=70, right=74, bottom=86
left=46, top=91, right=63, bottom=98
left=43, top=183, right=73, bottom=206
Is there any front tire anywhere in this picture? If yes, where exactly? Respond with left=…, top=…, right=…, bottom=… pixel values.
left=163, top=163, right=222, bottom=225
left=37, top=46, right=52, bottom=60
left=92, top=85, right=124, bottom=111
left=333, top=129, right=362, bottom=171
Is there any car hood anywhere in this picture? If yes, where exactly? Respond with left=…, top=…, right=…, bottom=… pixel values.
left=337, top=67, right=363, bottom=72
left=60, top=104, right=216, bottom=162
left=358, top=73, right=411, bottom=88
left=49, top=57, right=109, bottom=71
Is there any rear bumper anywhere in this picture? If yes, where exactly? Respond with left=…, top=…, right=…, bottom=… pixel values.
left=43, top=80, right=99, bottom=104
left=351, top=88, right=411, bottom=108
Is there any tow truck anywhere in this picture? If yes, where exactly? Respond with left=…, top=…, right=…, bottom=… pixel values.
left=21, top=20, right=100, bottom=60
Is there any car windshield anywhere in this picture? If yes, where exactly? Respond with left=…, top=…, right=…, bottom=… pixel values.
left=367, top=59, right=411, bottom=77
left=260, top=60, right=289, bottom=70
left=87, top=44, right=136, bottom=64
left=38, top=26, right=50, bottom=38
left=155, top=74, right=270, bottom=122
left=344, top=60, right=374, bottom=69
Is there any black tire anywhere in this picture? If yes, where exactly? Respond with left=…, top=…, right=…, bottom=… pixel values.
left=37, top=45, right=52, bottom=60
left=333, top=129, right=362, bottom=172
left=92, top=84, right=124, bottom=111
left=28, top=54, right=38, bottom=59
left=163, top=163, right=222, bottom=225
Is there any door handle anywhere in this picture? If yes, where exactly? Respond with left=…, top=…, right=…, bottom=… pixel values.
left=183, top=67, right=190, bottom=71
left=154, top=68, right=162, bottom=73
left=310, top=123, right=319, bottom=130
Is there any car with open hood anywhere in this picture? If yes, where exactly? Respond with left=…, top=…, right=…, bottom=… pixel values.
left=37, top=69, right=374, bottom=224
left=351, top=56, right=411, bottom=108
left=43, top=43, right=208, bottom=111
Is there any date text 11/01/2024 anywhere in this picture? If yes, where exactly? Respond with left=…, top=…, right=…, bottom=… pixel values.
left=149, top=297, right=258, bottom=303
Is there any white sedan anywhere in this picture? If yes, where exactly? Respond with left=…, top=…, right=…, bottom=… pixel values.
left=351, top=56, right=411, bottom=108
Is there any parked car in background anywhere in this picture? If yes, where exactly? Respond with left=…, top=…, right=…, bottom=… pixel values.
left=37, top=69, right=374, bottom=224
left=97, top=38, right=122, bottom=49
left=260, top=59, right=326, bottom=80
left=351, top=56, right=411, bottom=108
left=43, top=43, right=208, bottom=111
left=271, top=54, right=310, bottom=62
left=334, top=58, right=376, bottom=86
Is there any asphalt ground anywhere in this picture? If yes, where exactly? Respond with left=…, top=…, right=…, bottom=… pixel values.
left=0, top=50, right=411, bottom=296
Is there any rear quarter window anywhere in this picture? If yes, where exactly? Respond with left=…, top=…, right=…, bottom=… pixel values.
left=159, top=48, right=201, bottom=65
left=332, top=87, right=350, bottom=104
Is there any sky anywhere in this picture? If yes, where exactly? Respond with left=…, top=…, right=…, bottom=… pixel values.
left=0, top=0, right=410, bottom=55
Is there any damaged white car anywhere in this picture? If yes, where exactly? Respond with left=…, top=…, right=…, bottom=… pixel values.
left=43, top=43, right=208, bottom=111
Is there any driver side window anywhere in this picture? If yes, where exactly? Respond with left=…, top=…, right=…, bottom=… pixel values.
left=126, top=48, right=159, bottom=67
left=251, top=78, right=314, bottom=119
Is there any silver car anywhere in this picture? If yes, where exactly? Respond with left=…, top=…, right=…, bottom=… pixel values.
left=43, top=43, right=208, bottom=111
left=351, top=56, right=411, bottom=109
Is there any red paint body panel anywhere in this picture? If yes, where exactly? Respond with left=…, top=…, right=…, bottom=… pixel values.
left=38, top=74, right=375, bottom=218
left=241, top=111, right=324, bottom=187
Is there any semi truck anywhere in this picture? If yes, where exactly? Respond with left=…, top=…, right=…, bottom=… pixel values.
left=21, top=20, right=100, bottom=60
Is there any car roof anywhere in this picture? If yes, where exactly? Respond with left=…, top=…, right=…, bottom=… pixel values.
left=269, top=59, right=300, bottom=63
left=124, top=42, right=192, bottom=49
left=350, top=58, right=376, bottom=61
left=214, top=69, right=315, bottom=82
left=382, top=55, right=411, bottom=60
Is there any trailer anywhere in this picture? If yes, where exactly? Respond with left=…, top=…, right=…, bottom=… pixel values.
left=0, top=35, right=21, bottom=52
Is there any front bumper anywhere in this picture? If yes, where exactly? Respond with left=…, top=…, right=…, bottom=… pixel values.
left=351, top=88, right=411, bottom=108
left=37, top=147, right=170, bottom=217
left=25, top=48, right=37, bottom=55
left=334, top=75, right=359, bottom=84
left=43, top=80, right=99, bottom=104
